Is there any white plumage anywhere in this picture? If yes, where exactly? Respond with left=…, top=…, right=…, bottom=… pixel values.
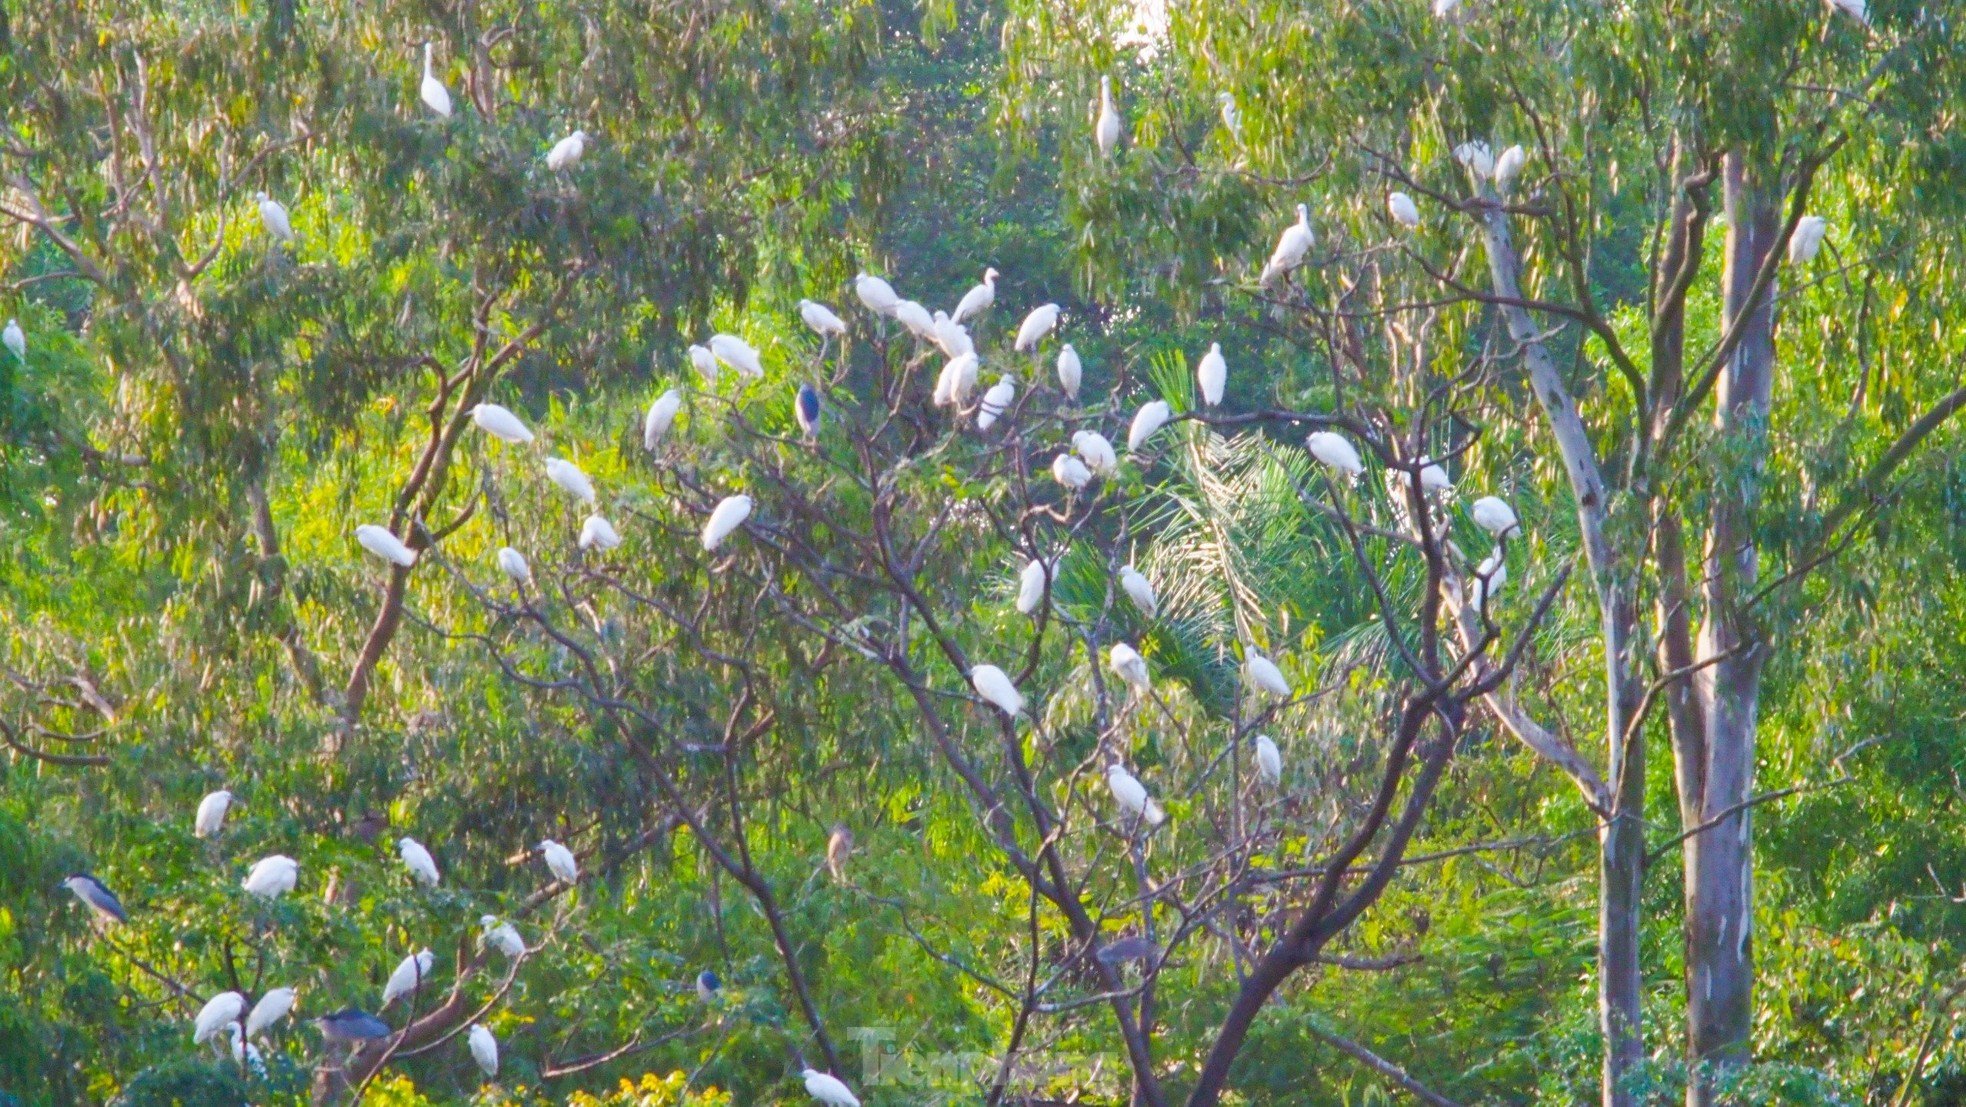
left=1824, top=0, right=1868, bottom=25
left=1119, top=566, right=1157, bottom=617
left=1109, top=642, right=1150, bottom=690
left=481, top=915, right=526, bottom=958
left=356, top=524, right=418, bottom=568
left=803, top=1069, right=861, bottom=1107
left=1056, top=343, right=1083, bottom=398
left=1127, top=400, right=1171, bottom=451
left=644, top=389, right=683, bottom=450
left=894, top=299, right=936, bottom=338
left=229, top=1024, right=265, bottom=1075
left=419, top=43, right=452, bottom=118
left=539, top=839, right=579, bottom=883
left=1254, top=734, right=1282, bottom=785
left=381, top=949, right=435, bottom=1009
left=1469, top=495, right=1520, bottom=538
left=1388, top=191, right=1421, bottom=230
left=1471, top=550, right=1508, bottom=610
left=578, top=514, right=621, bottom=552
left=1195, top=342, right=1226, bottom=406
left=1454, top=140, right=1495, bottom=179
left=546, top=129, right=588, bottom=171
left=969, top=664, right=1023, bottom=717
left=245, top=987, right=297, bottom=1038
left=1016, top=558, right=1049, bottom=616
left=952, top=268, right=998, bottom=323
left=931, top=311, right=974, bottom=358
left=1245, top=651, right=1292, bottom=698
left=1095, top=76, right=1122, bottom=159
left=1072, top=430, right=1118, bottom=475
left=702, top=494, right=753, bottom=551
left=854, top=272, right=900, bottom=317
left=470, top=402, right=534, bottom=445
left=934, top=353, right=980, bottom=407
left=689, top=343, right=720, bottom=383
left=1788, top=216, right=1828, bottom=266
left=1260, top=204, right=1315, bottom=287
left=799, top=299, right=847, bottom=338
left=1306, top=431, right=1364, bottom=477
left=1218, top=92, right=1242, bottom=141
left=976, top=375, right=1017, bottom=431
left=242, top=854, right=298, bottom=899
left=1051, top=452, right=1092, bottom=490
left=2, top=319, right=24, bottom=362
left=1433, top=0, right=1461, bottom=17
left=1494, top=145, right=1527, bottom=193
left=1417, top=457, right=1453, bottom=493
left=398, top=837, right=440, bottom=887
left=194, top=992, right=247, bottom=1044
left=1105, top=764, right=1165, bottom=826
left=468, top=1024, right=499, bottom=1077
left=545, top=458, right=596, bottom=505
left=256, top=192, right=293, bottom=243
left=1014, top=303, right=1060, bottom=352
left=195, top=790, right=233, bottom=838
left=708, top=334, right=764, bottom=379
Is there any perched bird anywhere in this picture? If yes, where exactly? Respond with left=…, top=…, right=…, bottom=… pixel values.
left=799, top=299, right=847, bottom=338
left=1494, top=145, right=1527, bottom=193
left=467, top=1024, right=499, bottom=1078
left=1471, top=550, right=1508, bottom=611
left=545, top=129, right=588, bottom=171
left=381, top=949, right=435, bottom=1009
left=1119, top=565, right=1157, bottom=617
left=708, top=334, right=764, bottom=379
left=803, top=1069, right=862, bottom=1107
left=952, top=268, right=999, bottom=323
left=578, top=514, right=621, bottom=552
left=1072, top=430, right=1118, bottom=476
left=227, top=1024, right=266, bottom=1076
left=1056, top=344, right=1083, bottom=399
left=689, top=344, right=720, bottom=384
left=1051, top=452, right=1092, bottom=490
left=539, top=839, right=579, bottom=884
left=1096, top=935, right=1159, bottom=965
left=893, top=299, right=936, bottom=338
left=934, top=353, right=980, bottom=406
left=969, top=664, right=1023, bottom=717
left=1253, top=734, right=1283, bottom=786
left=1105, top=765, right=1165, bottom=827
left=1245, top=650, right=1292, bottom=698
left=795, top=382, right=823, bottom=440
left=1127, top=400, right=1171, bottom=451
left=313, top=1008, right=391, bottom=1045
left=1416, top=457, right=1453, bottom=493
left=1109, top=642, right=1151, bottom=690
left=61, top=873, right=128, bottom=924
left=1469, top=495, right=1521, bottom=538
left=1453, top=140, right=1495, bottom=180
left=696, top=969, right=723, bottom=1003
left=1014, top=303, right=1060, bottom=352
left=242, top=855, right=299, bottom=899
left=930, top=310, right=974, bottom=358
left=1789, top=216, right=1829, bottom=266
left=480, top=916, right=526, bottom=958
left=702, top=494, right=753, bottom=551
left=398, top=837, right=440, bottom=887
left=1259, top=204, right=1315, bottom=287
left=1824, top=0, right=1869, bottom=25
left=355, top=525, right=418, bottom=568
left=644, top=389, right=683, bottom=450
left=194, top=992, right=247, bottom=1044
left=1306, top=431, right=1364, bottom=477
left=825, top=824, right=853, bottom=883
left=1195, top=342, right=1227, bottom=406
left=1016, top=558, right=1049, bottom=616
left=194, top=790, right=233, bottom=839
left=1217, top=92, right=1242, bottom=141
left=1433, top=0, right=1461, bottom=16
left=854, top=272, right=900, bottom=317
left=976, top=374, right=1017, bottom=431
left=1095, top=76, right=1122, bottom=159
left=495, top=547, right=531, bottom=586
left=470, top=403, right=534, bottom=445
left=2, top=319, right=24, bottom=362
left=419, top=43, right=452, bottom=118
left=1388, top=191, right=1421, bottom=230
left=256, top=192, right=294, bottom=243
left=545, top=458, right=596, bottom=505
left=246, top=987, right=297, bottom=1038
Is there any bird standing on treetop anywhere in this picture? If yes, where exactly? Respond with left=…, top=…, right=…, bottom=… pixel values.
left=61, top=873, right=127, bottom=924
left=545, top=129, right=588, bottom=171
left=1119, top=565, right=1157, bottom=617
left=539, top=839, right=579, bottom=884
left=644, top=389, right=682, bottom=450
left=799, top=299, right=847, bottom=338
left=419, top=43, right=452, bottom=118
left=703, top=495, right=753, bottom=551
left=1014, top=304, right=1060, bottom=352
left=1388, top=191, right=1421, bottom=229
left=953, top=267, right=998, bottom=323
left=381, top=949, right=435, bottom=1009
left=1056, top=343, right=1083, bottom=398
left=193, top=992, right=247, bottom=1044
left=242, top=855, right=299, bottom=899
left=969, top=664, right=1023, bottom=717
left=256, top=192, right=293, bottom=243
left=1095, top=76, right=1122, bottom=158
left=1128, top=400, right=1171, bottom=451
left=1306, top=431, right=1364, bottom=477
left=2, top=319, right=24, bottom=362
left=1259, top=204, right=1314, bottom=288
left=1195, top=342, right=1226, bottom=406
left=468, top=1024, right=499, bottom=1077
left=854, top=272, right=900, bottom=317
left=1469, top=495, right=1521, bottom=538
left=195, top=790, right=233, bottom=838
left=1105, top=764, right=1166, bottom=826
left=398, top=837, right=440, bottom=887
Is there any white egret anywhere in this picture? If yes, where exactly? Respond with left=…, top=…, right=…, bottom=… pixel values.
left=1824, top=0, right=1869, bottom=25
left=355, top=524, right=418, bottom=568
left=1105, top=764, right=1165, bottom=826
left=803, top=1069, right=861, bottom=1107
left=545, top=458, right=596, bottom=505
left=1127, top=400, right=1171, bottom=451
left=480, top=915, right=526, bottom=958
left=1259, top=204, right=1315, bottom=287
left=1195, top=342, right=1226, bottom=406
left=256, top=192, right=293, bottom=243
left=1388, top=191, right=1421, bottom=230
left=1072, top=430, right=1118, bottom=475
left=1469, top=495, right=1520, bottom=538
left=1245, top=650, right=1292, bottom=698
left=1217, top=92, right=1242, bottom=141
left=1109, top=642, right=1150, bottom=690
left=708, top=334, right=764, bottom=378
left=61, top=874, right=127, bottom=924
left=931, top=311, right=974, bottom=358
left=242, top=855, right=298, bottom=899
left=1254, top=734, right=1282, bottom=786
left=1095, top=76, right=1121, bottom=159
left=702, top=494, right=753, bottom=550
left=933, top=352, right=980, bottom=406
left=795, top=382, right=823, bottom=439
left=969, top=664, right=1023, bottom=717
left=194, top=992, right=247, bottom=1044
left=854, top=272, right=900, bottom=317
left=246, top=987, right=297, bottom=1038
left=1454, top=140, right=1495, bottom=179
left=381, top=949, right=435, bottom=1009
left=578, top=513, right=621, bottom=552
left=689, top=343, right=720, bottom=384
left=470, top=402, right=534, bottom=445
left=538, top=839, right=578, bottom=884
left=952, top=267, right=998, bottom=323
left=1433, top=0, right=1460, bottom=16
left=194, top=790, right=233, bottom=838
left=1306, top=431, right=1364, bottom=477
left=1788, top=216, right=1828, bottom=266
left=313, top=1008, right=391, bottom=1043
left=1417, top=456, right=1453, bottom=493
left=893, top=299, right=936, bottom=339
left=826, top=823, right=853, bottom=882
left=799, top=299, right=847, bottom=338
left=1056, top=343, right=1083, bottom=398
left=644, top=389, right=683, bottom=450
left=545, top=129, right=588, bottom=171
left=419, top=43, right=452, bottom=118
left=1119, top=565, right=1157, bottom=617
left=468, top=1024, right=499, bottom=1077
left=1016, top=558, right=1049, bottom=616
left=2, top=319, right=24, bottom=362
left=398, top=837, right=440, bottom=887
left=1494, top=145, right=1527, bottom=193
left=976, top=374, right=1016, bottom=431
left=228, top=1025, right=266, bottom=1076
left=1471, top=550, right=1508, bottom=611
left=1051, top=451, right=1092, bottom=490
left=1013, top=303, right=1060, bottom=352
